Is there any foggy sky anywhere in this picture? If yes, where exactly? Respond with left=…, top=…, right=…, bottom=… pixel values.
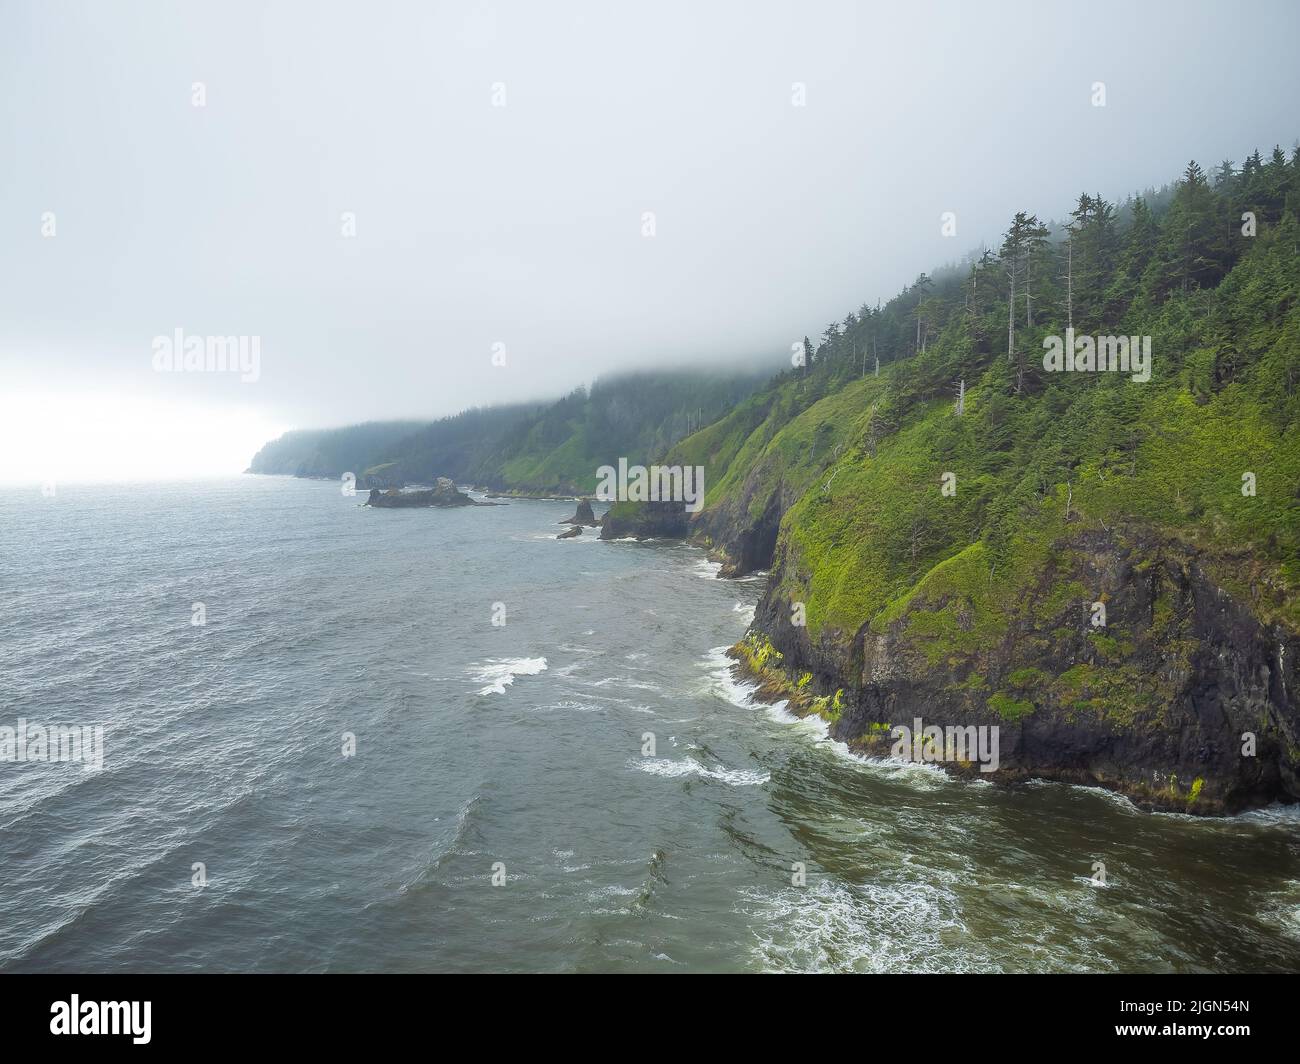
left=2, top=0, right=1298, bottom=450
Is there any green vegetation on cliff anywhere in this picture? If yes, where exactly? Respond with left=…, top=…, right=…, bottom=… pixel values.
left=248, top=368, right=772, bottom=494
left=692, top=145, right=1299, bottom=811
left=245, top=420, right=429, bottom=479
left=674, top=147, right=1300, bottom=643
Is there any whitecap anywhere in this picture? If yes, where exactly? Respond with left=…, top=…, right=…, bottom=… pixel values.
left=471, top=656, right=548, bottom=695
left=590, top=676, right=662, bottom=692
left=694, top=558, right=723, bottom=580
left=761, top=692, right=952, bottom=787
left=1258, top=881, right=1300, bottom=940
left=1232, top=803, right=1300, bottom=826
left=633, top=756, right=769, bottom=787
left=700, top=645, right=760, bottom=707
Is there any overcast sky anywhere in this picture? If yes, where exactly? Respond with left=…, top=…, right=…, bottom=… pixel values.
left=2, top=0, right=1298, bottom=480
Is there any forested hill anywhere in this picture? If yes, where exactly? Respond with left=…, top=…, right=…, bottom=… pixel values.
left=246, top=367, right=773, bottom=492
left=612, top=142, right=1300, bottom=814
left=244, top=420, right=431, bottom=479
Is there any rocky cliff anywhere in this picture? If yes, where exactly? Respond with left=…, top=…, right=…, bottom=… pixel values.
left=747, top=522, right=1300, bottom=814
left=595, top=166, right=1300, bottom=814
left=598, top=500, right=690, bottom=540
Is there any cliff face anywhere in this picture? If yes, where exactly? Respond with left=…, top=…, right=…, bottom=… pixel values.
left=586, top=440, right=1299, bottom=811
left=753, top=523, right=1300, bottom=814
left=576, top=390, right=1300, bottom=814
left=605, top=373, right=890, bottom=571
left=695, top=489, right=784, bottom=576
left=598, top=500, right=690, bottom=539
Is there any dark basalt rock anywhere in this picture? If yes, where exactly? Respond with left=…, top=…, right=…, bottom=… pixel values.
left=690, top=466, right=795, bottom=577
left=750, top=524, right=1300, bottom=815
left=598, top=500, right=690, bottom=540
left=557, top=525, right=582, bottom=539
left=365, top=478, right=486, bottom=508
left=560, top=499, right=600, bottom=527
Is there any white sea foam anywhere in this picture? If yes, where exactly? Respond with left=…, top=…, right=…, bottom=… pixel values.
left=537, top=699, right=603, bottom=714
left=739, top=876, right=994, bottom=974
left=1260, top=881, right=1300, bottom=940
left=694, top=558, right=723, bottom=580
left=586, top=884, right=639, bottom=900
left=591, top=676, right=662, bottom=692
left=633, top=756, right=769, bottom=787
left=758, top=680, right=951, bottom=788
left=472, top=656, right=548, bottom=695
left=1232, top=803, right=1300, bottom=826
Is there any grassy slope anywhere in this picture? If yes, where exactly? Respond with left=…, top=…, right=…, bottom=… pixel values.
left=772, top=224, right=1300, bottom=648
left=665, top=214, right=1298, bottom=755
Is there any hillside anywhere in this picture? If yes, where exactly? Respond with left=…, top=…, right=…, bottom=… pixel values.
left=611, top=145, right=1300, bottom=813
left=247, top=368, right=771, bottom=494
left=245, top=420, right=430, bottom=480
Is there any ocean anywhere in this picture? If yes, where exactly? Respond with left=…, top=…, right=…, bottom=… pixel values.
left=2, top=476, right=1299, bottom=972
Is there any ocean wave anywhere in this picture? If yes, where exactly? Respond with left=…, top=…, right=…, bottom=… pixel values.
left=700, top=645, right=760, bottom=707
left=693, top=559, right=723, bottom=580
left=702, top=643, right=958, bottom=794
left=633, top=756, right=769, bottom=787
left=387, top=792, right=489, bottom=899
left=591, top=676, right=662, bottom=693
left=1258, top=881, right=1300, bottom=941
left=471, top=657, right=548, bottom=695
left=761, top=694, right=953, bottom=789
left=1230, top=803, right=1300, bottom=826
left=537, top=699, right=605, bottom=714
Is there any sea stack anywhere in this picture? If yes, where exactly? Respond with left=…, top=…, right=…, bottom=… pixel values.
left=560, top=499, right=600, bottom=526
left=365, top=478, right=480, bottom=508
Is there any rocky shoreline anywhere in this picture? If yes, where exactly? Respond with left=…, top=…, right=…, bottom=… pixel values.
left=601, top=497, right=1300, bottom=816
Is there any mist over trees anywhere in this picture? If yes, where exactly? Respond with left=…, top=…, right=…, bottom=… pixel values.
left=784, top=144, right=1300, bottom=411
